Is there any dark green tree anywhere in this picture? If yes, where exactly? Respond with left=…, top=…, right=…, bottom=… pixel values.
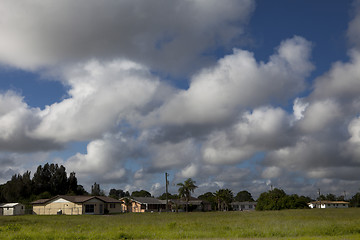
left=350, top=193, right=360, bottom=207
left=91, top=182, right=105, bottom=196
left=157, top=192, right=178, bottom=200
left=109, top=189, right=126, bottom=199
left=131, top=190, right=151, bottom=198
left=235, top=190, right=254, bottom=202
left=177, top=178, right=197, bottom=212
left=215, top=189, right=234, bottom=211
left=198, top=192, right=216, bottom=210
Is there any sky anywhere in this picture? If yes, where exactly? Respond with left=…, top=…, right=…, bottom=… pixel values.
left=1, top=0, right=360, bottom=199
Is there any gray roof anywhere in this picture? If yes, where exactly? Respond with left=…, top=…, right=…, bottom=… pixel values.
left=131, top=197, right=165, bottom=205
left=0, top=203, right=23, bottom=208
left=31, top=195, right=122, bottom=205
left=231, top=201, right=257, bottom=205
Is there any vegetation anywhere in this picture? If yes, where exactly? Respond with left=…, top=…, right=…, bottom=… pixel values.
left=256, top=188, right=310, bottom=211
left=131, top=190, right=152, bottom=198
left=1, top=209, right=360, bottom=239
left=215, top=188, right=234, bottom=211
left=177, top=178, right=197, bottom=212
left=235, top=190, right=254, bottom=202
left=0, top=163, right=87, bottom=206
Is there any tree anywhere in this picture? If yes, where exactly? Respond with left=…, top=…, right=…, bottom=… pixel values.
left=350, top=193, right=360, bottom=207
left=256, top=188, right=309, bottom=210
left=91, top=182, right=104, bottom=196
left=67, top=172, right=78, bottom=194
left=215, top=189, right=234, bottom=211
left=131, top=190, right=151, bottom=198
left=198, top=192, right=216, bottom=210
left=157, top=192, right=178, bottom=200
left=235, top=190, right=254, bottom=202
left=109, top=189, right=126, bottom=199
left=177, top=178, right=197, bottom=212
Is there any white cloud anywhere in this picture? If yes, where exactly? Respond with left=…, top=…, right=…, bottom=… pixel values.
left=31, top=59, right=159, bottom=143
left=298, top=99, right=342, bottom=133
left=0, top=0, right=254, bottom=74
left=202, top=106, right=291, bottom=165
left=152, top=36, right=313, bottom=126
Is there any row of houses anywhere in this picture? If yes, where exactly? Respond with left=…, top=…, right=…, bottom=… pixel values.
left=31, top=195, right=258, bottom=215
left=0, top=196, right=350, bottom=216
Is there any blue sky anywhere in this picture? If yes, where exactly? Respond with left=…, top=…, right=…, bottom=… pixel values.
left=1, top=0, right=360, bottom=199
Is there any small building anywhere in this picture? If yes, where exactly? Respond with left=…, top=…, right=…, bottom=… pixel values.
left=171, top=197, right=212, bottom=212
left=0, top=203, right=25, bottom=215
left=32, top=195, right=123, bottom=215
left=231, top=201, right=257, bottom=211
left=308, top=201, right=349, bottom=209
left=120, top=197, right=168, bottom=213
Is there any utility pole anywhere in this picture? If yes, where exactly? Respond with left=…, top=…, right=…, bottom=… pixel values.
left=318, top=188, right=321, bottom=209
left=165, top=172, right=169, bottom=211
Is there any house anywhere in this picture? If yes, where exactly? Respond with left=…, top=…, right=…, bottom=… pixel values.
left=231, top=201, right=257, bottom=211
left=31, top=195, right=123, bottom=215
left=0, top=203, right=25, bottom=215
left=120, top=197, right=168, bottom=212
left=308, top=201, right=349, bottom=209
left=171, top=197, right=212, bottom=212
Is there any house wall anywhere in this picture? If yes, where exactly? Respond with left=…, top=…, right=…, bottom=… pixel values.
left=14, top=205, right=25, bottom=215
left=82, top=198, right=105, bottom=215
left=0, top=208, right=3, bottom=215
left=3, top=207, right=14, bottom=215
left=106, top=203, right=122, bottom=214
left=131, top=202, right=145, bottom=213
left=33, top=201, right=83, bottom=215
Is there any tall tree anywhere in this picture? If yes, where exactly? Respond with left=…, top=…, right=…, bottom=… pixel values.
left=131, top=190, right=151, bottom=198
left=91, top=182, right=104, bottom=196
left=350, top=193, right=360, bottom=207
left=215, top=189, right=234, bottom=211
left=177, top=178, right=197, bottom=212
left=198, top=192, right=216, bottom=210
left=235, top=190, right=254, bottom=202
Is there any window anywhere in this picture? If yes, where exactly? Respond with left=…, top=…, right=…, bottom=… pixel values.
left=110, top=203, right=115, bottom=208
left=85, top=204, right=95, bottom=213
left=249, top=205, right=253, bottom=209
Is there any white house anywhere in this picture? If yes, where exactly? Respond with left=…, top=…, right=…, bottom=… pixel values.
left=231, top=201, right=257, bottom=211
left=0, top=203, right=25, bottom=215
left=308, top=201, right=349, bottom=209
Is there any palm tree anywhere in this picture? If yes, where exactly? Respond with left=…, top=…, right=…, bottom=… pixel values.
left=215, top=188, right=234, bottom=211
left=177, top=178, right=197, bottom=212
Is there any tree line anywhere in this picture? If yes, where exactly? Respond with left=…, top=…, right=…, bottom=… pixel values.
left=1, top=166, right=360, bottom=211
left=0, top=163, right=87, bottom=204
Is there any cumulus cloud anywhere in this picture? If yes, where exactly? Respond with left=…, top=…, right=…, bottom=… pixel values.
left=0, top=91, right=61, bottom=151
left=152, top=36, right=313, bottom=126
left=31, top=60, right=160, bottom=143
left=202, top=106, right=291, bottom=165
left=65, top=133, right=140, bottom=183
left=0, top=0, right=254, bottom=74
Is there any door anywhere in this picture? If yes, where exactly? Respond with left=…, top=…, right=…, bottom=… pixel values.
left=99, top=204, right=103, bottom=214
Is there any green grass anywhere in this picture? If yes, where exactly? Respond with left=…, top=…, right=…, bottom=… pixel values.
left=1, top=209, right=360, bottom=239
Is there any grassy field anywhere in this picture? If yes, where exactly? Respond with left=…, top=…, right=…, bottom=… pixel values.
left=1, top=209, right=360, bottom=239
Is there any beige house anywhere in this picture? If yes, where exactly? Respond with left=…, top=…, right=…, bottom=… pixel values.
left=0, top=203, right=25, bottom=215
left=308, top=201, right=349, bottom=209
left=231, top=201, right=257, bottom=211
left=32, top=195, right=123, bottom=215
left=120, top=197, right=168, bottom=213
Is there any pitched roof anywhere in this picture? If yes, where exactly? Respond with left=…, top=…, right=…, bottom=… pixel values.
left=124, top=197, right=165, bottom=205
left=0, top=203, right=23, bottom=208
left=309, top=201, right=349, bottom=204
left=31, top=195, right=122, bottom=205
